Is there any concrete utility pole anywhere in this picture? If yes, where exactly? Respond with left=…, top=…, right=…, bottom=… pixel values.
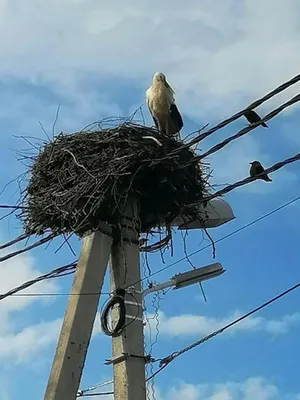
left=44, top=230, right=112, bottom=400
left=108, top=199, right=147, bottom=400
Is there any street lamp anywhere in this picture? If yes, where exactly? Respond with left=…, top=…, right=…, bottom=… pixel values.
left=142, top=262, right=225, bottom=298
left=174, top=198, right=235, bottom=230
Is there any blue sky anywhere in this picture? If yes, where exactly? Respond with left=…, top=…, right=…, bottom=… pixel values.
left=0, top=0, right=300, bottom=399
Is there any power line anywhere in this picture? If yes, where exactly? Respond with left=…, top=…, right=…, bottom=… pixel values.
left=77, top=380, right=113, bottom=397
left=0, top=262, right=77, bottom=301
left=1, top=149, right=299, bottom=269
left=146, top=280, right=300, bottom=381
left=154, top=72, right=300, bottom=161
left=0, top=204, right=24, bottom=209
left=201, top=153, right=300, bottom=203
left=198, top=93, right=300, bottom=161
left=0, top=232, right=57, bottom=263
left=187, top=74, right=300, bottom=147
left=137, top=194, right=300, bottom=284
left=77, top=392, right=114, bottom=397
left=7, top=292, right=103, bottom=297
left=3, top=195, right=300, bottom=299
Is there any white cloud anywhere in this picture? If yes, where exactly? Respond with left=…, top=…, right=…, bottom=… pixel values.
left=0, top=240, right=108, bottom=366
left=0, top=309, right=105, bottom=365
left=0, top=0, right=298, bottom=190
left=157, top=377, right=283, bottom=400
left=0, top=0, right=298, bottom=121
left=0, top=318, right=62, bottom=364
left=145, top=310, right=300, bottom=338
left=0, top=241, right=63, bottom=363
left=79, top=378, right=299, bottom=400
left=0, top=250, right=59, bottom=330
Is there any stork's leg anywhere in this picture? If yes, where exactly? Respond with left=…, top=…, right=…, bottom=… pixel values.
left=157, top=117, right=166, bottom=134
left=152, top=115, right=160, bottom=131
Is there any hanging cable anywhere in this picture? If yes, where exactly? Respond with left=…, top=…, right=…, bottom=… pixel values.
left=146, top=280, right=300, bottom=381
left=2, top=195, right=300, bottom=300
left=77, top=379, right=113, bottom=397
left=77, top=391, right=114, bottom=397
left=100, top=288, right=126, bottom=337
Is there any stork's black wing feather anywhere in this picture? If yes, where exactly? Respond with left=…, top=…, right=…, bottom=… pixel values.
left=170, top=104, right=183, bottom=131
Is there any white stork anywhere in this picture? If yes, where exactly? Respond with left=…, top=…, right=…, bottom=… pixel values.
left=146, top=72, right=183, bottom=138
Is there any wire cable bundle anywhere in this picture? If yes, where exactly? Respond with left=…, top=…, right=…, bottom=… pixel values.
left=100, top=288, right=126, bottom=337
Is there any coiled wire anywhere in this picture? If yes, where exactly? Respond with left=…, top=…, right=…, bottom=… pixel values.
left=100, top=288, right=126, bottom=337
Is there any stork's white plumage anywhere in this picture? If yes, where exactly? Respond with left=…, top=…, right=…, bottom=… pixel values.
left=146, top=72, right=183, bottom=138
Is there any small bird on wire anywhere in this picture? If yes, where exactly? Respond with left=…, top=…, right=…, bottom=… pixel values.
left=146, top=72, right=183, bottom=138
left=249, top=161, right=272, bottom=182
left=243, top=109, right=268, bottom=128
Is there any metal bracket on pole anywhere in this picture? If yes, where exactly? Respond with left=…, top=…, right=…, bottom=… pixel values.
left=105, top=353, right=153, bottom=365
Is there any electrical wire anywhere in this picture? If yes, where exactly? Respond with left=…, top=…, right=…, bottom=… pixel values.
left=77, top=392, right=113, bottom=397
left=77, top=380, right=113, bottom=397
left=76, top=196, right=300, bottom=393
left=0, top=232, right=57, bottom=264
left=200, top=153, right=300, bottom=203
left=2, top=195, right=299, bottom=299
left=173, top=72, right=300, bottom=151
left=145, top=287, right=172, bottom=400
left=134, top=194, right=300, bottom=287
left=194, top=94, right=300, bottom=163
left=146, top=280, right=300, bottom=381
left=0, top=261, right=77, bottom=301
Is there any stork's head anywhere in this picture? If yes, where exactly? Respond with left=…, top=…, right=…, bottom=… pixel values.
left=249, top=161, right=260, bottom=166
left=153, top=72, right=167, bottom=83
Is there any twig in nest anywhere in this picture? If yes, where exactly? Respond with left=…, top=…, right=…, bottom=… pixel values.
left=54, top=233, right=76, bottom=256
left=140, top=225, right=172, bottom=253
left=128, top=104, right=145, bottom=123
left=39, top=121, right=51, bottom=142
left=202, top=227, right=216, bottom=259
left=183, top=123, right=209, bottom=143
left=0, top=172, right=28, bottom=197
left=52, top=104, right=61, bottom=138
left=142, top=136, right=163, bottom=147
left=14, top=135, right=40, bottom=151
left=63, top=149, right=96, bottom=179
left=0, top=208, right=19, bottom=223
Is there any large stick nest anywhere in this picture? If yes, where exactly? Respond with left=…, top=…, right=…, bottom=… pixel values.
left=19, top=123, right=210, bottom=236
